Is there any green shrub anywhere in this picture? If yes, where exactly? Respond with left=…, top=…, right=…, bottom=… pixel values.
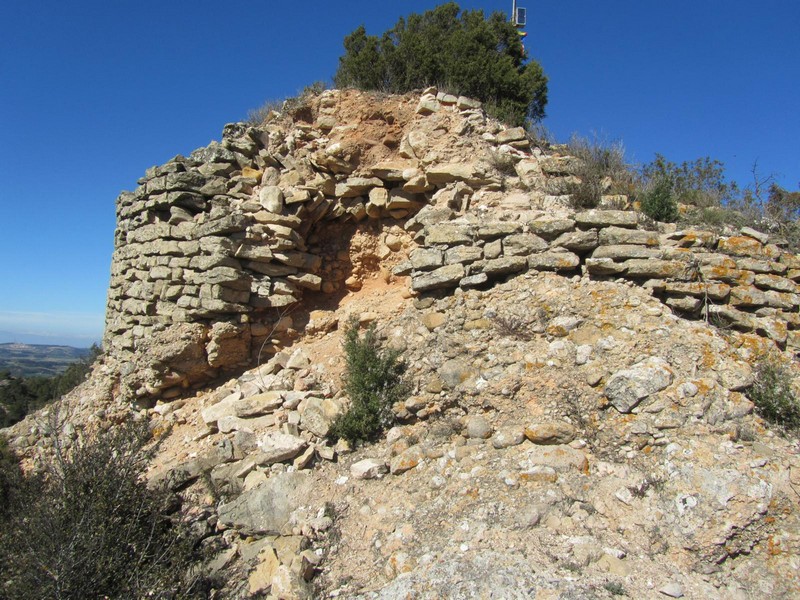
left=330, top=321, right=409, bottom=445
left=640, top=176, right=679, bottom=222
left=0, top=420, right=209, bottom=599
left=749, top=359, right=800, bottom=433
left=0, top=435, right=21, bottom=523
left=641, top=154, right=738, bottom=208
left=333, top=2, right=548, bottom=126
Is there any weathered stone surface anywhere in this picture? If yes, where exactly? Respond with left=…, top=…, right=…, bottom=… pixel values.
left=665, top=295, right=702, bottom=313
left=585, top=257, right=627, bottom=275
left=598, top=226, right=659, bottom=246
left=465, top=415, right=493, bottom=439
left=622, top=259, right=689, bottom=279
left=445, top=245, right=483, bottom=265
left=503, top=233, right=548, bottom=256
left=604, top=357, right=674, bottom=413
left=699, top=264, right=755, bottom=285
left=351, top=458, right=388, bottom=480
left=528, top=218, right=576, bottom=240
left=539, top=156, right=580, bottom=175
left=411, top=264, right=465, bottom=292
left=592, top=245, right=661, bottom=260
left=248, top=546, right=280, bottom=595
left=478, top=256, right=528, bottom=277
left=574, top=210, right=638, bottom=228
left=527, top=251, right=580, bottom=271
left=256, top=432, right=307, bottom=464
left=730, top=286, right=769, bottom=308
left=524, top=422, right=577, bottom=445
left=476, top=222, right=523, bottom=239
left=663, top=281, right=731, bottom=302
left=457, top=95, right=481, bottom=109
left=718, top=236, right=781, bottom=259
left=335, top=177, right=383, bottom=198
left=425, top=224, right=473, bottom=245
left=665, top=229, right=718, bottom=248
left=410, top=247, right=444, bottom=270
left=259, top=185, right=284, bottom=213
left=754, top=273, right=798, bottom=293
left=552, top=229, right=598, bottom=252
left=491, top=428, right=526, bottom=449
left=300, top=397, right=341, bottom=438
left=439, top=358, right=477, bottom=389
left=217, top=472, right=313, bottom=535
left=390, top=445, right=425, bottom=475
left=425, top=163, right=479, bottom=185
left=496, top=127, right=526, bottom=144
left=521, top=444, right=588, bottom=474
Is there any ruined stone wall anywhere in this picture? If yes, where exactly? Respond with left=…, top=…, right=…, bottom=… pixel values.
left=105, top=88, right=800, bottom=404
left=402, top=209, right=800, bottom=348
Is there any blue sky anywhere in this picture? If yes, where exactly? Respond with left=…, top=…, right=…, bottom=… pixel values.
left=1, top=0, right=797, bottom=347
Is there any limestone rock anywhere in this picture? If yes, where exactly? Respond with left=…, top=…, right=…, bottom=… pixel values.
left=217, top=471, right=313, bottom=535
left=604, top=357, right=674, bottom=413
left=351, top=458, right=388, bottom=480
left=411, top=264, right=465, bottom=292
left=574, top=210, right=638, bottom=228
left=524, top=421, right=577, bottom=445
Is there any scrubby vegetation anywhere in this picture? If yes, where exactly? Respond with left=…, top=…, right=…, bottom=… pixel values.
left=749, top=358, right=800, bottom=434
left=333, top=2, right=548, bottom=126
left=639, top=175, right=679, bottom=222
left=0, top=419, right=212, bottom=599
left=0, top=344, right=101, bottom=428
left=563, top=136, right=634, bottom=209
left=330, top=322, right=409, bottom=445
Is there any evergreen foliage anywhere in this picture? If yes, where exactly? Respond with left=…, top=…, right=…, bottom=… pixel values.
left=749, top=359, right=800, bottom=433
left=0, top=420, right=209, bottom=599
left=641, top=154, right=739, bottom=208
left=330, top=322, right=409, bottom=445
left=333, top=2, right=548, bottom=126
left=640, top=176, right=679, bottom=222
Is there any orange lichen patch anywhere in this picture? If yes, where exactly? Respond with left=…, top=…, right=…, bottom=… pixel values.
left=699, top=265, right=756, bottom=285
left=718, top=236, right=766, bottom=257
left=700, top=347, right=719, bottom=370
left=767, top=536, right=783, bottom=556
left=731, top=333, right=773, bottom=358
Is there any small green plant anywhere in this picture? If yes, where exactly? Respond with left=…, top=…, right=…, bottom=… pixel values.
left=640, top=176, right=679, bottom=222
left=330, top=321, right=409, bottom=445
left=749, top=358, right=800, bottom=433
left=603, top=581, right=628, bottom=596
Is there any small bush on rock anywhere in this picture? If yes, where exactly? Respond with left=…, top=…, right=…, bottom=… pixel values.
left=331, top=321, right=409, bottom=445
left=640, top=176, right=679, bottom=222
left=564, top=136, right=633, bottom=209
left=749, top=359, right=800, bottom=433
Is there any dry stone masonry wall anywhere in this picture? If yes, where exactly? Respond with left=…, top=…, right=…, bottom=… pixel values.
left=105, top=87, right=800, bottom=404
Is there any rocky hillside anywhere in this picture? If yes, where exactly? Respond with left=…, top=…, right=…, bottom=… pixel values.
left=4, top=88, right=800, bottom=599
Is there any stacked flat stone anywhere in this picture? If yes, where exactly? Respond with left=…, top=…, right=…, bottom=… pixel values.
left=104, top=88, right=800, bottom=405
left=401, top=209, right=800, bottom=348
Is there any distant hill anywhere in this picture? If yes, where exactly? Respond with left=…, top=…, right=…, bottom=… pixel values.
left=0, top=343, right=93, bottom=377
